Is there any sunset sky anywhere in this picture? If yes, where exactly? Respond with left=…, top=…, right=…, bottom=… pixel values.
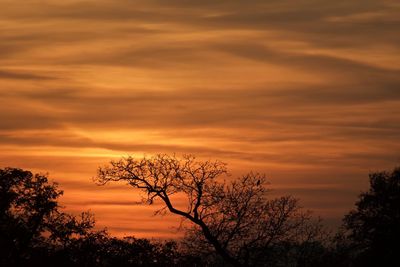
left=1, top=0, right=400, bottom=238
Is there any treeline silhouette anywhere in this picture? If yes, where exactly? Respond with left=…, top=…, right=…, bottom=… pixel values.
left=0, top=158, right=399, bottom=267
left=0, top=168, right=184, bottom=267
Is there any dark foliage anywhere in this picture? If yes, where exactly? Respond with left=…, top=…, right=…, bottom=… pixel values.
left=0, top=167, right=93, bottom=266
left=343, top=167, right=400, bottom=267
left=2, top=164, right=399, bottom=267
left=0, top=167, right=182, bottom=267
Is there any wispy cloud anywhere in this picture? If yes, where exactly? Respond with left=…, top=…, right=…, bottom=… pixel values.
left=0, top=0, right=399, bottom=237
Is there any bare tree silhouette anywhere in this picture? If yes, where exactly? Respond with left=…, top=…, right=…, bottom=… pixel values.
left=96, top=154, right=325, bottom=267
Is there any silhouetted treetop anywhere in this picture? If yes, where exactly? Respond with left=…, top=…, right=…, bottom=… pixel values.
left=97, top=154, right=326, bottom=267
left=343, top=166, right=400, bottom=266
left=0, top=168, right=95, bottom=266
left=0, top=167, right=182, bottom=267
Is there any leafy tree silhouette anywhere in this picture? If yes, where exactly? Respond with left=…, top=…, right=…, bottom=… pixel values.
left=343, top=167, right=400, bottom=267
left=0, top=167, right=185, bottom=267
left=96, top=154, right=326, bottom=267
left=0, top=168, right=94, bottom=266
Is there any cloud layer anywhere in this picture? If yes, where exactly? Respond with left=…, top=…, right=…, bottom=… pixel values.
left=1, top=0, right=399, bottom=237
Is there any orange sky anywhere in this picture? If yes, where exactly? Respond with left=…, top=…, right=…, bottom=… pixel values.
left=1, top=0, right=400, bottom=238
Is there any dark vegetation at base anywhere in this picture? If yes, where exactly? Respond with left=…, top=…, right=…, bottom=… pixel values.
left=0, top=165, right=399, bottom=267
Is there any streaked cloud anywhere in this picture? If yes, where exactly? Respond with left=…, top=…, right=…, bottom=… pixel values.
left=0, top=0, right=399, bottom=237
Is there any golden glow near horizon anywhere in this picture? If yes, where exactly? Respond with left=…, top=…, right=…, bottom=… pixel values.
left=1, top=0, right=400, bottom=238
